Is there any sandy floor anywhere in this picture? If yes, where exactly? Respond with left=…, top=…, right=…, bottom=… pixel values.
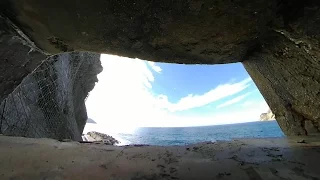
left=0, top=136, right=320, bottom=180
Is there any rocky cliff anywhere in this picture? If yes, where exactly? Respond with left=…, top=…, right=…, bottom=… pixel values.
left=0, top=52, right=102, bottom=141
left=0, top=15, right=48, bottom=103
left=84, top=131, right=120, bottom=145
left=260, top=109, right=275, bottom=121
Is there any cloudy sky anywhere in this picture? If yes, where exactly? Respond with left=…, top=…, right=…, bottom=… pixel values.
left=84, top=54, right=269, bottom=133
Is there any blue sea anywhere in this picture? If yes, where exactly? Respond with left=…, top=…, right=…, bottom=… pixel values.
left=116, top=121, right=285, bottom=146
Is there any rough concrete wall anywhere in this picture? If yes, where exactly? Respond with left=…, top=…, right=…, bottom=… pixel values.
left=243, top=28, right=320, bottom=135
left=0, top=52, right=102, bottom=140
left=243, top=4, right=320, bottom=136
left=0, top=15, right=48, bottom=102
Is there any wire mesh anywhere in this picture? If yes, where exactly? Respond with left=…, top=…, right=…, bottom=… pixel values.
left=0, top=52, right=102, bottom=140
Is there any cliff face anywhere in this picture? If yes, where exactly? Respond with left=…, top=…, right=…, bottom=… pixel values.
left=0, top=52, right=102, bottom=141
left=0, top=15, right=48, bottom=103
left=260, top=109, right=275, bottom=121
left=0, top=15, right=103, bottom=140
left=243, top=22, right=320, bottom=135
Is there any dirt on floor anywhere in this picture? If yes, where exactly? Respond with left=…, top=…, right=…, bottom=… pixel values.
left=0, top=135, right=320, bottom=180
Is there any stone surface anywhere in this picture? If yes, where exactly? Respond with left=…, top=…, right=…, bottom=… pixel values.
left=0, top=14, right=48, bottom=103
left=0, top=0, right=279, bottom=63
left=84, top=131, right=120, bottom=145
left=0, top=135, right=320, bottom=180
left=243, top=26, right=320, bottom=135
left=0, top=52, right=102, bottom=141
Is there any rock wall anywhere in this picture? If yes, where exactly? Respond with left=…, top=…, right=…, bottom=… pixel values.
left=0, top=15, right=48, bottom=103
left=0, top=52, right=102, bottom=140
left=243, top=26, right=320, bottom=135
left=85, top=131, right=120, bottom=145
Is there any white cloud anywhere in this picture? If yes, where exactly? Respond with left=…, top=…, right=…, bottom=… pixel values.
left=217, top=92, right=251, bottom=108
left=128, top=99, right=271, bottom=127
left=84, top=54, right=268, bottom=133
left=85, top=54, right=166, bottom=132
left=161, top=78, right=252, bottom=112
left=147, top=61, right=162, bottom=73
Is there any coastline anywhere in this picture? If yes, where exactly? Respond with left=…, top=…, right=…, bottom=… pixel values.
left=260, top=119, right=276, bottom=121
left=83, top=123, right=132, bottom=146
left=82, top=131, right=131, bottom=146
left=82, top=121, right=283, bottom=146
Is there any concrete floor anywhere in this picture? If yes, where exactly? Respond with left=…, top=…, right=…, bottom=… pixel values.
left=0, top=136, right=320, bottom=180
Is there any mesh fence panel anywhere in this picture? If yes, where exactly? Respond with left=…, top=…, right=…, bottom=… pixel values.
left=0, top=52, right=102, bottom=140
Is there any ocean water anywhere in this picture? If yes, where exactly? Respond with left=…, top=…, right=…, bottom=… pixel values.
left=116, top=121, right=285, bottom=146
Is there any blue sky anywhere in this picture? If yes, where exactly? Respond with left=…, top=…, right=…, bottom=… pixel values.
left=84, top=54, right=269, bottom=133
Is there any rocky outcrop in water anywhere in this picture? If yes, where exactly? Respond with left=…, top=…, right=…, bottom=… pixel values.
left=260, top=109, right=275, bottom=121
left=0, top=52, right=102, bottom=141
left=84, top=131, right=120, bottom=145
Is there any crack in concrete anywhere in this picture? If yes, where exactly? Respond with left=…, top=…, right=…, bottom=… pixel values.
left=273, top=29, right=315, bottom=57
